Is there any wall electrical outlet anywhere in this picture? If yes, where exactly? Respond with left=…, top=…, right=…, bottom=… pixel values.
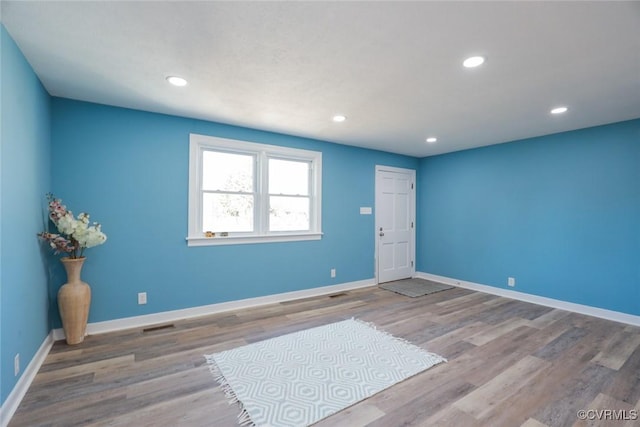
left=331, top=268, right=336, bottom=278
left=508, top=277, right=516, bottom=287
left=138, top=292, right=147, bottom=305
left=14, top=353, right=20, bottom=376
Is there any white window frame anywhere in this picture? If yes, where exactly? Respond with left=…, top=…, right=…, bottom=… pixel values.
left=187, top=133, right=322, bottom=246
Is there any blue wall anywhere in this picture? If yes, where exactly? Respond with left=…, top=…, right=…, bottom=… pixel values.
left=417, top=119, right=640, bottom=315
left=51, top=98, right=418, bottom=325
left=3, top=19, right=640, bottom=413
left=0, top=26, right=52, bottom=406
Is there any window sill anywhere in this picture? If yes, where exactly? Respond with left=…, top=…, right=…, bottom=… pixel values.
left=186, top=232, right=323, bottom=247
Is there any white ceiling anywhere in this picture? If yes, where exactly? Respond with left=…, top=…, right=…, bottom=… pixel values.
left=2, top=1, right=639, bottom=157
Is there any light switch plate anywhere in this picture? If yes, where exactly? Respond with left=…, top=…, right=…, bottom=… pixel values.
left=360, top=207, right=372, bottom=215
left=138, top=292, right=147, bottom=304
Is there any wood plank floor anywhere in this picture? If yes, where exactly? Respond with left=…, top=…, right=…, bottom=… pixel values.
left=9, top=286, right=640, bottom=427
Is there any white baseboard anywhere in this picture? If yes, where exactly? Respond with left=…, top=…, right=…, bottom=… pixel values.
left=53, top=278, right=376, bottom=341
left=416, top=271, right=640, bottom=327
left=10, top=273, right=638, bottom=427
left=0, top=331, right=53, bottom=427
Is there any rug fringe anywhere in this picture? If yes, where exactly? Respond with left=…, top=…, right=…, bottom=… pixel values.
left=349, top=317, right=448, bottom=364
left=205, top=355, right=256, bottom=426
left=238, top=410, right=254, bottom=426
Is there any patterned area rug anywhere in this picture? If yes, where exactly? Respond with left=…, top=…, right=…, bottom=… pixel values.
left=380, top=278, right=454, bottom=298
left=205, top=318, right=446, bottom=426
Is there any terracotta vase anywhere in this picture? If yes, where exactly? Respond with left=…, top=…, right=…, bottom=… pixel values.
left=58, top=257, right=91, bottom=345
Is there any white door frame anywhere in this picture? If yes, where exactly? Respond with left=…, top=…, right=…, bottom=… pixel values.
left=374, top=165, right=416, bottom=284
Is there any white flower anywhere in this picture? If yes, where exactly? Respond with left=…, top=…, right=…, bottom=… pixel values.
left=74, top=223, right=107, bottom=248
left=56, top=213, right=79, bottom=235
left=74, top=213, right=89, bottom=234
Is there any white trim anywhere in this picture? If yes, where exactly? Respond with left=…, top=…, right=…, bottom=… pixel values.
left=16, top=272, right=640, bottom=427
left=1, top=332, right=54, bottom=427
left=54, top=278, right=375, bottom=339
left=186, top=232, right=322, bottom=247
left=375, top=165, right=417, bottom=175
left=416, top=271, right=640, bottom=327
left=375, top=165, right=416, bottom=284
left=187, top=133, right=322, bottom=245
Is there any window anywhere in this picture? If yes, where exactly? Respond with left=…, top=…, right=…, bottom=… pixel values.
left=188, top=134, right=322, bottom=246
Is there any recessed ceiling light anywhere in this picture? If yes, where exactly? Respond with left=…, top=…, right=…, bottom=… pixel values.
left=426, top=137, right=438, bottom=143
left=166, top=76, right=188, bottom=87
left=332, top=115, right=347, bottom=122
left=550, top=106, right=568, bottom=114
left=463, top=56, right=485, bottom=68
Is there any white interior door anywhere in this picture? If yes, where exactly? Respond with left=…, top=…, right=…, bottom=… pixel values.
left=375, top=166, right=416, bottom=283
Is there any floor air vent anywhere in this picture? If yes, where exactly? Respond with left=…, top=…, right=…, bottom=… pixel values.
left=329, top=292, right=348, bottom=298
left=143, top=324, right=175, bottom=333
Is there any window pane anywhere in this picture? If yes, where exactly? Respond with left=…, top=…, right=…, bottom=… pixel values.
left=268, top=158, right=309, bottom=195
left=269, top=196, right=310, bottom=231
left=203, top=151, right=253, bottom=192
left=203, top=193, right=254, bottom=232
